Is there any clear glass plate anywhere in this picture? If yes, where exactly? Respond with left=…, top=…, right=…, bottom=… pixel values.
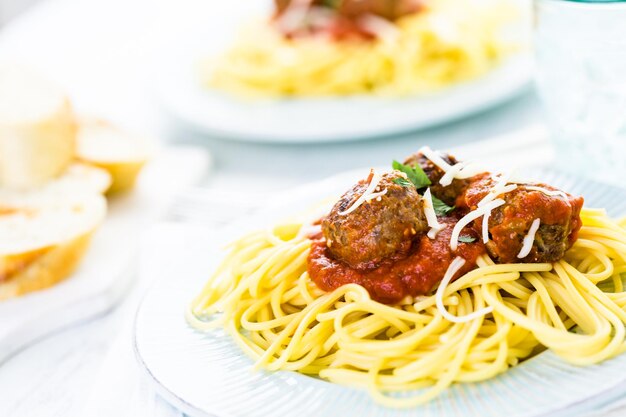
left=134, top=168, right=626, bottom=417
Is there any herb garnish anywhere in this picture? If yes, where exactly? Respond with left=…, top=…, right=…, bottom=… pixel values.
left=431, top=195, right=455, bottom=216
left=391, top=160, right=454, bottom=216
left=392, top=160, right=431, bottom=189
left=321, top=0, right=343, bottom=9
left=458, top=235, right=477, bottom=243
left=392, top=177, right=414, bottom=188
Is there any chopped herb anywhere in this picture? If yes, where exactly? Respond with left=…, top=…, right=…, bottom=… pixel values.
left=458, top=235, right=477, bottom=243
left=392, top=177, right=414, bottom=188
left=432, top=195, right=455, bottom=216
left=322, top=0, right=342, bottom=9
left=392, top=160, right=431, bottom=189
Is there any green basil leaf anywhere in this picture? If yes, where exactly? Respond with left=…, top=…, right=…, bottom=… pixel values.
left=322, top=0, right=342, bottom=9
left=431, top=195, right=455, bottom=216
left=392, top=160, right=431, bottom=189
left=458, top=235, right=477, bottom=243
left=392, top=177, right=414, bottom=188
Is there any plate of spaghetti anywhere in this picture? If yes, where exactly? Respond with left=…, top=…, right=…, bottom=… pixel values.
left=153, top=0, right=531, bottom=141
left=135, top=148, right=626, bottom=417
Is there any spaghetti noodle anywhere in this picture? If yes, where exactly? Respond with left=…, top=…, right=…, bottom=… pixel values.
left=187, top=208, right=626, bottom=407
left=202, top=0, right=519, bottom=97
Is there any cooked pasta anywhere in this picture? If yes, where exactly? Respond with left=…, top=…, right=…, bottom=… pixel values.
left=187, top=208, right=626, bottom=407
left=201, top=0, right=520, bottom=97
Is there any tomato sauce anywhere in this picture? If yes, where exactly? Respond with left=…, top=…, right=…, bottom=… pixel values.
left=272, top=0, right=423, bottom=41
left=307, top=216, right=485, bottom=304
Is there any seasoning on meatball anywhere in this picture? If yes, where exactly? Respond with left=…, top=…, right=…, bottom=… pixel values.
left=403, top=150, right=481, bottom=207
left=322, top=170, right=428, bottom=270
left=462, top=176, right=584, bottom=263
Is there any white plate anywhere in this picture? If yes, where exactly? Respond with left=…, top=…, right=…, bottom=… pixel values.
left=152, top=2, right=532, bottom=143
left=0, top=146, right=210, bottom=363
left=135, top=168, right=626, bottom=417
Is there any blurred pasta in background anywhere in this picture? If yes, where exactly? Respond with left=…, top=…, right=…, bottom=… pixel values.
left=202, top=0, right=525, bottom=97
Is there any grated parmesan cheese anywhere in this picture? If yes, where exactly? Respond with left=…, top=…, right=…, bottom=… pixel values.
left=450, top=199, right=505, bottom=251
left=275, top=0, right=312, bottom=33
left=423, top=188, right=445, bottom=239
left=477, top=173, right=517, bottom=208
left=418, top=146, right=485, bottom=185
left=339, top=169, right=387, bottom=216
left=524, top=185, right=568, bottom=199
left=517, top=218, right=541, bottom=258
left=435, top=257, right=494, bottom=323
left=357, top=14, right=400, bottom=43
left=481, top=209, right=491, bottom=244
left=439, top=161, right=468, bottom=187
left=454, top=163, right=485, bottom=180
left=418, top=146, right=451, bottom=171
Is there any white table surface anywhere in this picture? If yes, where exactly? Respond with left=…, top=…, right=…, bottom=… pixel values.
left=0, top=0, right=571, bottom=416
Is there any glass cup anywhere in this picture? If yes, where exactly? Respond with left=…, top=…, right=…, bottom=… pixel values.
left=534, top=0, right=626, bottom=183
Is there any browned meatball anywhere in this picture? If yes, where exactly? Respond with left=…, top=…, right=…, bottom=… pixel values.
left=337, top=0, right=423, bottom=20
left=403, top=151, right=478, bottom=207
left=322, top=171, right=427, bottom=270
left=274, top=0, right=422, bottom=20
left=273, top=0, right=423, bottom=40
left=462, top=177, right=584, bottom=263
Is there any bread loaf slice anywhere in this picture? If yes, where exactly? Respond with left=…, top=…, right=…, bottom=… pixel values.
left=0, top=192, right=107, bottom=299
left=0, top=63, right=76, bottom=189
left=76, top=119, right=149, bottom=194
left=0, top=162, right=112, bottom=201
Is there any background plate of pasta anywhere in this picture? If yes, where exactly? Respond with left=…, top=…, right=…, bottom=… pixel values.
left=153, top=0, right=531, bottom=142
left=135, top=149, right=626, bottom=417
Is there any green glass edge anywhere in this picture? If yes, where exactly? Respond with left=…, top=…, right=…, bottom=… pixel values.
left=564, top=0, right=626, bottom=2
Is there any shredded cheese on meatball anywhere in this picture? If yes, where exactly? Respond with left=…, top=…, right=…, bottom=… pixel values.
left=450, top=199, right=505, bottom=251
left=357, top=14, right=399, bottom=43
left=423, top=188, right=445, bottom=239
left=339, top=169, right=386, bottom=216
left=454, top=163, right=485, bottom=179
left=524, top=185, right=568, bottom=199
left=517, top=218, right=541, bottom=259
left=419, top=146, right=452, bottom=171
left=438, top=161, right=469, bottom=187
left=418, top=146, right=485, bottom=185
left=477, top=173, right=517, bottom=207
left=481, top=209, right=491, bottom=244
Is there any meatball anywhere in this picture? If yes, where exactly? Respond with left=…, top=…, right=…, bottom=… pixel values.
left=403, top=151, right=478, bottom=207
left=463, top=177, right=584, bottom=263
left=274, top=0, right=422, bottom=21
left=322, top=171, right=428, bottom=270
left=337, top=0, right=423, bottom=20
